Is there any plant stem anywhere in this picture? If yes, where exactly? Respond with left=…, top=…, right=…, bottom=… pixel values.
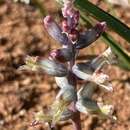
left=68, top=45, right=81, bottom=130
left=72, top=111, right=81, bottom=130
left=69, top=74, right=82, bottom=130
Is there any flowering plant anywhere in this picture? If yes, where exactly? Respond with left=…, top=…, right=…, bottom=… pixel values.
left=19, top=0, right=117, bottom=129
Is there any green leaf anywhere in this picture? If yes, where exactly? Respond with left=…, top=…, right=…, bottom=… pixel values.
left=74, top=0, right=130, bottom=43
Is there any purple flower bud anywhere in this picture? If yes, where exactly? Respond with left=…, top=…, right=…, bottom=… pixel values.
left=43, top=15, right=69, bottom=45
left=50, top=48, right=73, bottom=62
left=62, top=18, right=70, bottom=33
left=68, top=29, right=79, bottom=42
left=66, top=10, right=80, bottom=29
left=39, top=58, right=68, bottom=77
left=75, top=22, right=107, bottom=49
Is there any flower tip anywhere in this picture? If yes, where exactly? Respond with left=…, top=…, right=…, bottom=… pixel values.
left=43, top=15, right=52, bottom=25
left=96, top=21, right=107, bottom=32
left=100, top=21, right=107, bottom=26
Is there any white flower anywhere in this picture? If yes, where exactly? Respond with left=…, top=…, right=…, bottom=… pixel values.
left=55, top=77, right=77, bottom=102
left=72, top=47, right=115, bottom=92
left=76, top=98, right=115, bottom=119
left=92, top=72, right=113, bottom=92
left=91, top=47, right=117, bottom=70
left=76, top=83, right=116, bottom=120
left=72, top=64, right=113, bottom=92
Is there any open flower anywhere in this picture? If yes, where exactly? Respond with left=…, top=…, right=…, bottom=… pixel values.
left=18, top=55, right=40, bottom=71
left=76, top=82, right=116, bottom=120
left=76, top=99, right=116, bottom=120
left=72, top=63, right=113, bottom=91
left=55, top=76, right=77, bottom=102
left=72, top=47, right=115, bottom=92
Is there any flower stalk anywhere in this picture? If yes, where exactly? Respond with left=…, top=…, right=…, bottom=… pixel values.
left=19, top=0, right=117, bottom=129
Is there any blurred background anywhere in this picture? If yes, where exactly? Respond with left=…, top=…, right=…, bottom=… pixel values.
left=0, top=0, right=130, bottom=130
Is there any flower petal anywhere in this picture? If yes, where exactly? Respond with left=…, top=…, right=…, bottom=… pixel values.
left=39, top=59, right=68, bottom=77
left=72, top=63, right=93, bottom=80
left=77, top=82, right=97, bottom=99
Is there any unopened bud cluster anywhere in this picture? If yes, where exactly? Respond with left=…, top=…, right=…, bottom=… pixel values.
left=19, top=0, right=117, bottom=128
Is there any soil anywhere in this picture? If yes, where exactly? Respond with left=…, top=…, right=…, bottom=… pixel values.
left=0, top=1, right=130, bottom=130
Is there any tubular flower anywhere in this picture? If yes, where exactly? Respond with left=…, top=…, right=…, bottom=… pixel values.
left=72, top=48, right=115, bottom=92
left=19, top=56, right=68, bottom=77
left=76, top=82, right=116, bottom=120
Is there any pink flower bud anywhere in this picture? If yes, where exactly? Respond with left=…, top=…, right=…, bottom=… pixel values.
left=50, top=48, right=73, bottom=62
left=75, top=22, right=107, bottom=49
